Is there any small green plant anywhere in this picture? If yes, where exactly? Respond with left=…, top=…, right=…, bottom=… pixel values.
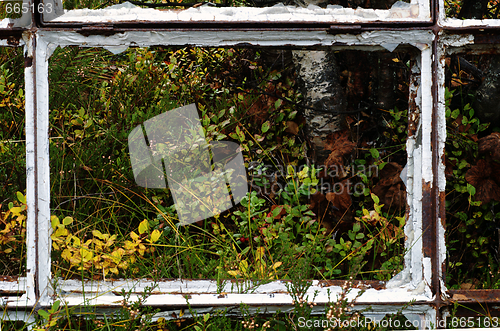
left=34, top=300, right=63, bottom=331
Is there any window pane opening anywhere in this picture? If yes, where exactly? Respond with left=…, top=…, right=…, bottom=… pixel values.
left=48, top=45, right=413, bottom=283
left=445, top=52, right=500, bottom=289
left=0, top=47, right=27, bottom=278
left=445, top=0, right=500, bottom=19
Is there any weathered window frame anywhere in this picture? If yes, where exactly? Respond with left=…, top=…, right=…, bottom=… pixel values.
left=2, top=0, right=500, bottom=328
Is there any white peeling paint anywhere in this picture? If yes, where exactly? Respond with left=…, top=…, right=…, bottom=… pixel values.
left=423, top=257, right=432, bottom=290
left=23, top=31, right=37, bottom=308
left=387, top=55, right=429, bottom=293
left=0, top=19, right=13, bottom=29
left=411, top=144, right=424, bottom=288
left=437, top=0, right=445, bottom=23
left=420, top=46, right=433, bottom=185
left=23, top=31, right=52, bottom=309
left=52, top=278, right=433, bottom=309
left=28, top=31, right=434, bottom=312
left=47, top=1, right=427, bottom=24
left=35, top=34, right=52, bottom=308
left=38, top=29, right=434, bottom=49
left=436, top=40, right=447, bottom=299
left=441, top=34, right=474, bottom=48
left=443, top=17, right=500, bottom=29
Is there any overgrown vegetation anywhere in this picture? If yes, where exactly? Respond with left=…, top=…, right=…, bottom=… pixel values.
left=445, top=0, right=500, bottom=19
left=1, top=46, right=413, bottom=328
left=445, top=54, right=500, bottom=289
left=1, top=46, right=409, bottom=282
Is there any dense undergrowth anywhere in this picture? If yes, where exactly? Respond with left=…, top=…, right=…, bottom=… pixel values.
left=0, top=45, right=416, bottom=329
left=445, top=54, right=500, bottom=289
left=445, top=0, right=500, bottom=19
left=0, top=46, right=410, bottom=281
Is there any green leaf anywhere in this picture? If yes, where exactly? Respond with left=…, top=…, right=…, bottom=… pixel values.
left=52, top=300, right=61, bottom=312
left=274, top=99, right=283, bottom=109
left=467, top=183, right=476, bottom=196
left=371, top=193, right=379, bottom=204
left=369, top=148, right=380, bottom=159
left=235, top=126, right=245, bottom=142
left=451, top=109, right=460, bottom=119
left=16, top=192, right=26, bottom=204
left=218, top=108, right=226, bottom=119
left=272, top=206, right=283, bottom=218
left=62, top=216, right=73, bottom=226
left=353, top=223, right=361, bottom=232
left=38, top=310, right=50, bottom=320
left=458, top=159, right=468, bottom=169
left=478, top=237, right=487, bottom=246
left=261, top=121, right=270, bottom=133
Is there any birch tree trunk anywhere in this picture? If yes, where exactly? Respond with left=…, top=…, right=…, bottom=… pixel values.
left=292, top=50, right=346, bottom=165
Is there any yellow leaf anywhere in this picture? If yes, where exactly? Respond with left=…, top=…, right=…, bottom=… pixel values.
left=81, top=248, right=93, bottom=262
left=92, top=230, right=105, bottom=240
left=61, top=249, right=72, bottom=261
left=3, top=248, right=12, bottom=254
left=239, top=259, right=248, bottom=274
left=227, top=270, right=240, bottom=277
left=272, top=261, right=282, bottom=269
left=256, top=246, right=265, bottom=260
left=52, top=227, right=68, bottom=238
left=10, top=207, right=22, bottom=216
left=111, top=249, right=125, bottom=263
left=51, top=216, right=60, bottom=229
left=118, top=261, right=129, bottom=269
left=150, top=229, right=161, bottom=243
left=138, top=219, right=149, bottom=235
left=130, top=231, right=139, bottom=241
left=124, top=240, right=136, bottom=250
left=69, top=257, right=81, bottom=266
left=71, top=236, right=81, bottom=247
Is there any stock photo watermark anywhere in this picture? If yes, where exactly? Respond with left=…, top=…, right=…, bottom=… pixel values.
left=248, top=162, right=381, bottom=198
